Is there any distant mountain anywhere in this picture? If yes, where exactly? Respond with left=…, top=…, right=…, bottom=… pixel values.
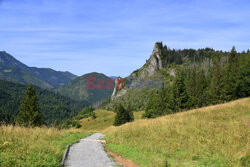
left=0, top=79, right=89, bottom=124
left=0, top=51, right=77, bottom=89
left=56, top=72, right=114, bottom=104
left=109, top=76, right=118, bottom=79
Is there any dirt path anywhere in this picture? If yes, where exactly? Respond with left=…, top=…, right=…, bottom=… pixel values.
left=64, top=133, right=116, bottom=167
left=106, top=149, right=138, bottom=167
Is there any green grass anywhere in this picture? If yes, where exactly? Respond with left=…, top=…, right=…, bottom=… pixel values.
left=105, top=98, right=250, bottom=167
left=80, top=109, right=144, bottom=132
left=0, top=126, right=90, bottom=167
left=80, top=109, right=116, bottom=131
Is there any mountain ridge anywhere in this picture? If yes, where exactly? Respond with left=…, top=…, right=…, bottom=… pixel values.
left=0, top=51, right=77, bottom=89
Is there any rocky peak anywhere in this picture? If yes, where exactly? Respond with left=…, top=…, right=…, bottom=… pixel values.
left=152, top=42, right=163, bottom=54
left=111, top=42, right=165, bottom=100
left=130, top=42, right=164, bottom=78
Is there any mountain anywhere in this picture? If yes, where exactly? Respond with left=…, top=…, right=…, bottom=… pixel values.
left=56, top=72, right=114, bottom=104
left=109, top=76, right=118, bottom=79
left=111, top=42, right=250, bottom=111
left=0, top=51, right=77, bottom=89
left=0, top=79, right=89, bottom=124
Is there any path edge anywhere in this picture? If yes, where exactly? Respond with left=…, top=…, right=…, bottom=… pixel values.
left=104, top=146, right=138, bottom=167
left=60, top=133, right=92, bottom=167
left=61, top=145, right=70, bottom=167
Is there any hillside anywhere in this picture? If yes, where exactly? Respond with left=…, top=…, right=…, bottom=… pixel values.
left=80, top=109, right=144, bottom=132
left=56, top=72, right=114, bottom=104
left=0, top=79, right=89, bottom=124
left=111, top=42, right=250, bottom=112
left=0, top=51, right=76, bottom=89
left=105, top=98, right=250, bottom=167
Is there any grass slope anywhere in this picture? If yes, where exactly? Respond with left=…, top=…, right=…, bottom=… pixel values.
left=0, top=126, right=90, bottom=167
left=105, top=98, right=250, bottom=167
left=80, top=109, right=144, bottom=132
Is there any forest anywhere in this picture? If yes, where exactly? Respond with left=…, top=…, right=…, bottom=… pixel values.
left=0, top=79, right=89, bottom=125
left=143, top=47, right=250, bottom=118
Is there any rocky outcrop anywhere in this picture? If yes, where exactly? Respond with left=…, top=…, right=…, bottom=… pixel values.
left=130, top=42, right=165, bottom=78
left=111, top=42, right=166, bottom=100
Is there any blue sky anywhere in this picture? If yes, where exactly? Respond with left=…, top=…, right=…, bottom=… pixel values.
left=0, top=0, right=249, bottom=77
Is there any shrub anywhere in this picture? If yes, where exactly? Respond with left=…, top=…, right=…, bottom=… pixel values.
left=76, top=106, right=96, bottom=119
left=113, top=104, right=134, bottom=126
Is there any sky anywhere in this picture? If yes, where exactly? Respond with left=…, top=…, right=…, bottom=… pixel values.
left=0, top=0, right=249, bottom=77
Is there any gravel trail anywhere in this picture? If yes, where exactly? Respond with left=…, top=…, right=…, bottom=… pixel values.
left=65, top=133, right=116, bottom=167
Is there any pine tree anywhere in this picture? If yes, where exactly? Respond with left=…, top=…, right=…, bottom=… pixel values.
left=186, top=67, right=197, bottom=107
left=209, top=56, right=226, bottom=104
left=113, top=104, right=134, bottom=126
left=223, top=46, right=240, bottom=100
left=235, top=52, right=250, bottom=97
left=143, top=86, right=173, bottom=118
left=173, top=69, right=190, bottom=111
left=196, top=69, right=208, bottom=107
left=143, top=90, right=163, bottom=118
left=17, top=84, right=43, bottom=126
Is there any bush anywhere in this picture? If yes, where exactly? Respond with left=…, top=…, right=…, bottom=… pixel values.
left=76, top=106, right=96, bottom=120
left=113, top=104, right=134, bottom=126
left=60, top=119, right=82, bottom=129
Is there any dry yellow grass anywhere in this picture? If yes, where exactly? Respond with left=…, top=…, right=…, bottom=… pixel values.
left=105, top=98, right=250, bottom=167
left=0, top=125, right=90, bottom=167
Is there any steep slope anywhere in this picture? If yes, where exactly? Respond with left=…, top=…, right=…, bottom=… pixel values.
left=0, top=66, right=52, bottom=89
left=105, top=98, right=250, bottom=166
left=0, top=51, right=77, bottom=89
left=0, top=79, right=89, bottom=124
left=56, top=72, right=114, bottom=104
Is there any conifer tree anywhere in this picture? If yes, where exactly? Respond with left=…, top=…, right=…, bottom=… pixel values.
left=195, top=69, right=208, bottom=107
left=113, top=104, right=134, bottom=126
left=173, top=69, right=190, bottom=111
left=17, top=84, right=43, bottom=126
left=143, top=90, right=164, bottom=118
left=186, top=67, right=197, bottom=106
left=143, top=86, right=173, bottom=118
left=224, top=46, right=239, bottom=100
left=209, top=56, right=225, bottom=104
left=235, top=52, right=250, bottom=97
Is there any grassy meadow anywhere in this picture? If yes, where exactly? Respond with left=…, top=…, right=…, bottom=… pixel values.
left=0, top=126, right=90, bottom=167
left=1, top=99, right=249, bottom=167
left=80, top=109, right=144, bottom=132
left=104, top=98, right=250, bottom=167
left=0, top=109, right=144, bottom=167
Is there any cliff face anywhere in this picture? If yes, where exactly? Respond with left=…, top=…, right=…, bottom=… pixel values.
left=111, top=42, right=166, bottom=100
left=130, top=42, right=165, bottom=78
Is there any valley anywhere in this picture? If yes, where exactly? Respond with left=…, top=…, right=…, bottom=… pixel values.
left=0, top=42, right=249, bottom=167
left=1, top=0, right=249, bottom=166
